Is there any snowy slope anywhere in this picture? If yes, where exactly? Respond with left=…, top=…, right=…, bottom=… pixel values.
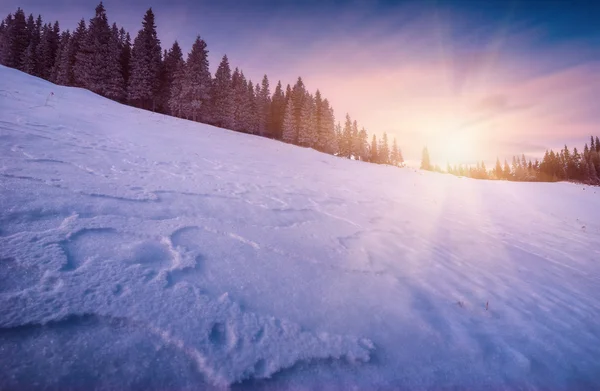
left=1, top=65, right=599, bottom=390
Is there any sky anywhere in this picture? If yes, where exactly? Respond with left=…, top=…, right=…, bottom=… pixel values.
left=2, top=0, right=600, bottom=165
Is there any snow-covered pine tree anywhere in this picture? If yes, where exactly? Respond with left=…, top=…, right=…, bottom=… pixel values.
left=379, top=132, right=390, bottom=164
left=74, top=4, right=121, bottom=97
left=118, top=28, right=131, bottom=87
left=0, top=19, right=7, bottom=66
left=291, top=77, right=306, bottom=142
left=334, top=122, right=343, bottom=155
left=51, top=30, right=71, bottom=84
left=351, top=120, right=361, bottom=159
left=321, top=99, right=337, bottom=154
left=257, top=75, right=271, bottom=136
left=281, top=98, right=296, bottom=144
left=232, top=69, right=251, bottom=132
left=179, top=36, right=211, bottom=122
left=269, top=81, right=285, bottom=139
left=390, top=137, right=400, bottom=166
left=128, top=8, right=162, bottom=110
left=6, top=9, right=28, bottom=70
left=341, top=114, right=353, bottom=158
left=210, top=54, right=234, bottom=129
left=103, top=22, right=125, bottom=101
left=71, top=19, right=87, bottom=87
left=357, top=127, right=369, bottom=161
left=370, top=134, right=378, bottom=163
left=246, top=81, right=259, bottom=134
left=298, top=93, right=316, bottom=147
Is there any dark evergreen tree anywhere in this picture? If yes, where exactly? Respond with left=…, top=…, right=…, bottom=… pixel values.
left=71, top=18, right=87, bottom=87
left=7, top=8, right=28, bottom=69
left=320, top=99, right=337, bottom=154
left=0, top=19, right=8, bottom=65
left=596, top=136, right=600, bottom=153
left=269, top=81, right=285, bottom=139
left=128, top=8, right=162, bottom=110
left=51, top=30, right=71, bottom=84
left=210, top=54, right=234, bottom=129
left=298, top=93, right=316, bottom=147
left=119, top=29, right=131, bottom=89
left=257, top=75, right=271, bottom=136
left=246, top=80, right=259, bottom=133
left=180, top=36, right=211, bottom=122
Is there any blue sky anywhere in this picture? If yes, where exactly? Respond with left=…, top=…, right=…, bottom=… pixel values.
left=2, top=0, right=600, bottom=164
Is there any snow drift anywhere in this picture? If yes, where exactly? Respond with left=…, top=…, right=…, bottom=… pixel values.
left=1, top=65, right=599, bottom=390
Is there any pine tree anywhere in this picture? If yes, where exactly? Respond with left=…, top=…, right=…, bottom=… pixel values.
left=291, top=77, right=306, bottom=141
left=340, top=114, right=353, bottom=158
left=246, top=81, right=259, bottom=133
left=397, top=146, right=404, bottom=167
left=390, top=137, right=400, bottom=166
left=232, top=69, right=251, bottom=132
left=71, top=19, right=87, bottom=87
left=370, top=135, right=378, bottom=163
left=298, top=93, right=317, bottom=147
left=20, top=13, right=40, bottom=75
left=269, top=81, right=285, bottom=139
left=421, top=146, right=431, bottom=170
left=257, top=75, right=271, bottom=136
left=51, top=30, right=71, bottom=84
left=210, top=54, right=234, bottom=129
left=591, top=136, right=595, bottom=152
left=494, top=157, right=502, bottom=179
left=128, top=8, right=162, bottom=110
left=357, top=127, right=369, bottom=161
left=281, top=98, right=296, bottom=144
left=179, top=36, right=211, bottom=122
left=351, top=120, right=360, bottom=159
left=590, top=156, right=599, bottom=183
left=119, top=29, right=131, bottom=89
left=74, top=4, right=123, bottom=98
left=0, top=19, right=8, bottom=65
left=379, top=132, right=390, bottom=164
left=7, top=8, right=28, bottom=69
left=596, top=136, right=600, bottom=153
left=320, top=99, right=337, bottom=154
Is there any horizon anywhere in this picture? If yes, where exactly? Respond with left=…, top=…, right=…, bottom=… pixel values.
left=2, top=0, right=599, bottom=166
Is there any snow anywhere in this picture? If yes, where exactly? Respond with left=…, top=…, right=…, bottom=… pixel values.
left=1, top=65, right=600, bottom=390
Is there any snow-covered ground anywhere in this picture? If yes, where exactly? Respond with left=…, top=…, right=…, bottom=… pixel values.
left=1, top=65, right=599, bottom=390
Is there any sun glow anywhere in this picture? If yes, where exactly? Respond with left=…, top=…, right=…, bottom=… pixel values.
left=434, top=133, right=477, bottom=167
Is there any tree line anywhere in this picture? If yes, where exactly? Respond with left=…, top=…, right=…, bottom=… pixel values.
left=420, top=137, right=600, bottom=185
left=0, top=4, right=404, bottom=167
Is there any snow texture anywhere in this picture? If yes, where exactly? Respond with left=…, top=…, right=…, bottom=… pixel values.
left=1, top=65, right=600, bottom=390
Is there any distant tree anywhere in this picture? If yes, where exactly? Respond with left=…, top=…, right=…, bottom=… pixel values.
left=257, top=75, right=271, bottom=136
left=128, top=7, right=162, bottom=110
left=357, top=127, right=369, bottom=161
left=494, top=157, right=502, bottom=179
left=420, top=146, right=432, bottom=170
left=596, top=136, right=600, bottom=153
left=390, top=137, right=401, bottom=166
left=320, top=99, right=337, bottom=154
left=246, top=81, right=259, bottom=133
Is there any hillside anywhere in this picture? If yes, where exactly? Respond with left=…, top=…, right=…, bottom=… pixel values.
left=1, top=65, right=599, bottom=390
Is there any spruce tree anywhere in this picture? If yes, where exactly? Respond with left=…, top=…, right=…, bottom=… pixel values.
left=390, top=137, right=400, bottom=166
left=119, top=29, right=131, bottom=89
left=370, top=135, right=378, bottom=163
left=181, top=36, right=211, bottom=122
left=103, top=22, right=125, bottom=101
left=495, top=157, right=502, bottom=179
left=6, top=9, right=28, bottom=70
left=71, top=19, right=87, bottom=87
left=340, top=114, right=353, bottom=158
left=246, top=81, right=259, bottom=133
left=320, top=99, right=337, bottom=154
left=357, top=127, right=369, bottom=161
left=298, top=93, right=316, bottom=147
left=281, top=98, right=296, bottom=144
left=0, top=19, right=7, bottom=65
left=590, top=156, right=599, bottom=183
left=257, top=75, right=271, bottom=136
left=51, top=30, right=71, bottom=84
left=128, top=8, right=162, bottom=110
left=269, top=81, right=285, bottom=139
left=210, top=54, right=234, bottom=129
left=379, top=132, right=390, bottom=164
left=596, top=136, right=600, bottom=153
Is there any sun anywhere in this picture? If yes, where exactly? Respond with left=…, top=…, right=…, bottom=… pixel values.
left=435, top=133, right=476, bottom=167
